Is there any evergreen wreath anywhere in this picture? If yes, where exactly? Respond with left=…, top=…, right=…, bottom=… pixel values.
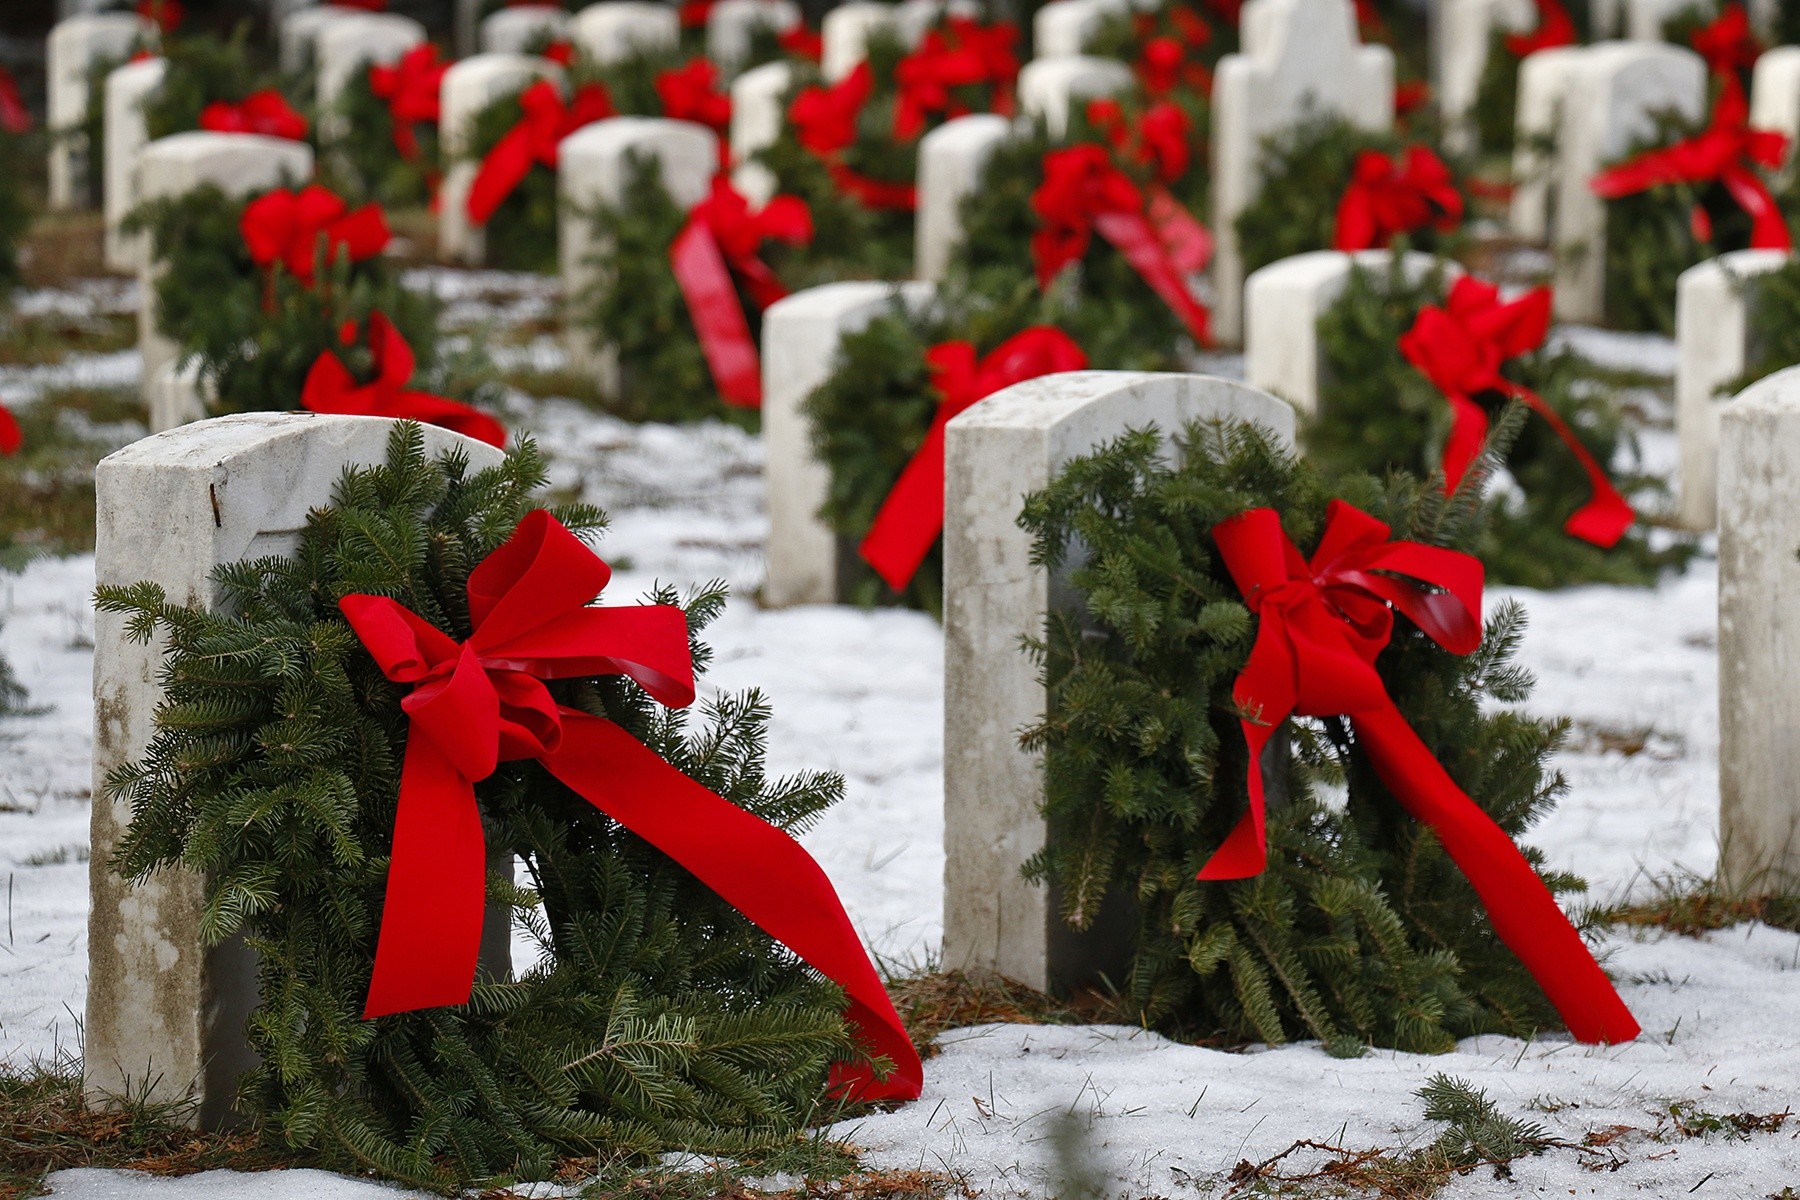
left=99, top=426, right=868, bottom=1187
left=1019, top=417, right=1588, bottom=1053
left=125, top=184, right=475, bottom=419
left=1309, top=255, right=1687, bottom=587
left=323, top=62, right=439, bottom=209
left=1726, top=255, right=1800, bottom=393
left=142, top=29, right=278, bottom=141
left=1234, top=110, right=1471, bottom=280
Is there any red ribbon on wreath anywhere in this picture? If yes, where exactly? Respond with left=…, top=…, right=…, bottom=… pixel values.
left=1334, top=146, right=1464, bottom=252
left=0, top=401, right=20, bottom=455
left=339, top=509, right=924, bottom=1101
left=467, top=79, right=616, bottom=225
left=241, top=184, right=390, bottom=291
left=1031, top=144, right=1212, bottom=345
left=1590, top=80, right=1790, bottom=252
left=1399, top=277, right=1633, bottom=548
left=1690, top=3, right=1761, bottom=82
left=302, top=312, right=506, bottom=447
left=669, top=177, right=812, bottom=409
left=1504, top=0, right=1575, bottom=56
left=200, top=90, right=309, bottom=140
left=369, top=44, right=449, bottom=162
left=1085, top=100, right=1213, bottom=273
left=1138, top=34, right=1211, bottom=98
left=1204, top=501, right=1640, bottom=1044
left=136, top=0, right=183, bottom=32
left=860, top=327, right=1087, bottom=590
left=0, top=67, right=31, bottom=135
left=657, top=58, right=732, bottom=142
left=789, top=63, right=919, bottom=211
left=892, top=17, right=1018, bottom=141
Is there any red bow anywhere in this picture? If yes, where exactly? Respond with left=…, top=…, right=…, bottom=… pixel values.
left=339, top=510, right=923, bottom=1101
left=1334, top=146, right=1464, bottom=252
left=1590, top=81, right=1791, bottom=253
left=369, top=43, right=448, bottom=162
left=199, top=90, right=309, bottom=141
left=1138, top=36, right=1210, bottom=98
left=860, top=327, right=1086, bottom=590
left=0, top=402, right=19, bottom=455
left=0, top=67, right=30, bottom=135
left=1504, top=0, right=1576, bottom=56
left=1087, top=97, right=1193, bottom=185
left=789, top=63, right=918, bottom=210
left=657, top=58, right=732, bottom=140
left=1031, top=144, right=1212, bottom=345
left=779, top=23, right=824, bottom=62
left=892, top=17, right=1019, bottom=141
left=301, top=313, right=506, bottom=447
left=241, top=184, right=390, bottom=289
left=1206, top=502, right=1640, bottom=1044
left=1399, top=277, right=1633, bottom=547
left=136, top=0, right=183, bottom=32
left=1394, top=80, right=1431, bottom=117
left=670, top=177, right=812, bottom=409
left=467, top=80, right=615, bottom=225
left=1690, top=3, right=1761, bottom=81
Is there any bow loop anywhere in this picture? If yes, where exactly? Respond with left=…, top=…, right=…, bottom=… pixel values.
left=301, top=313, right=506, bottom=448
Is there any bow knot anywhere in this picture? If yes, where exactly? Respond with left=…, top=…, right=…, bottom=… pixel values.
left=467, top=79, right=615, bottom=225
left=657, top=58, right=732, bottom=138
left=892, top=17, right=1018, bottom=140
left=241, top=184, right=390, bottom=288
left=199, top=90, right=309, bottom=141
left=1690, top=3, right=1761, bottom=81
left=369, top=44, right=448, bottom=160
left=1334, top=145, right=1464, bottom=252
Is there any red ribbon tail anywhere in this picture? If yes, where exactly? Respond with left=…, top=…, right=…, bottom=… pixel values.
left=858, top=420, right=950, bottom=592
left=1148, top=186, right=1214, bottom=274
left=1353, top=703, right=1640, bottom=1044
left=730, top=253, right=790, bottom=312
left=363, top=741, right=490, bottom=1019
left=670, top=220, right=763, bottom=409
left=1441, top=391, right=1490, bottom=494
left=1504, top=384, right=1634, bottom=548
left=1094, top=210, right=1212, bottom=347
left=541, top=712, right=924, bottom=1101
left=467, top=125, right=535, bottom=226
left=1721, top=165, right=1794, bottom=252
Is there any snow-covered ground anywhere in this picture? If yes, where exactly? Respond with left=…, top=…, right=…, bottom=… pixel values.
left=3, top=279, right=1796, bottom=1197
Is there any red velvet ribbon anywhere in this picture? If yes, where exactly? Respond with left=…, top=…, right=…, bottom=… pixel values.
left=339, top=509, right=924, bottom=1101
left=1334, top=146, right=1464, bottom=252
left=1205, top=501, right=1640, bottom=1045
left=1399, top=277, right=1634, bottom=548
left=302, top=312, right=506, bottom=447
left=241, top=184, right=390, bottom=288
left=369, top=44, right=448, bottom=162
left=1590, top=81, right=1791, bottom=252
left=1504, top=0, right=1576, bottom=56
left=892, top=17, right=1019, bottom=140
left=1690, top=3, right=1761, bottom=81
left=859, top=327, right=1087, bottom=590
left=669, top=177, right=812, bottom=409
left=657, top=58, right=732, bottom=144
left=1031, top=144, right=1212, bottom=345
left=0, top=67, right=30, bottom=135
left=199, top=90, right=309, bottom=141
left=790, top=63, right=919, bottom=212
left=0, top=403, right=19, bottom=455
left=467, top=79, right=616, bottom=225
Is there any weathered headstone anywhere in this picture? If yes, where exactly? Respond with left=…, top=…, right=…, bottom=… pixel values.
left=480, top=4, right=573, bottom=54
left=48, top=12, right=153, bottom=212
left=915, top=113, right=1010, bottom=281
left=708, top=0, right=802, bottom=76
left=1718, top=364, right=1800, bottom=895
left=279, top=4, right=367, bottom=76
left=1508, top=45, right=1586, bottom=243
left=1244, top=248, right=1453, bottom=416
left=1015, top=54, right=1133, bottom=138
left=941, top=371, right=1296, bottom=991
left=1210, top=0, right=1394, bottom=345
left=559, top=117, right=718, bottom=386
left=1751, top=46, right=1800, bottom=171
left=1675, top=249, right=1790, bottom=529
left=315, top=12, right=428, bottom=143
left=438, top=54, right=564, bottom=265
left=1433, top=0, right=1532, bottom=153
left=762, top=280, right=938, bottom=609
left=87, top=413, right=505, bottom=1126
left=136, top=133, right=315, bottom=402
left=570, top=1, right=681, bottom=65
left=1031, top=0, right=1129, bottom=60
left=103, top=55, right=167, bottom=272
left=728, top=60, right=795, bottom=205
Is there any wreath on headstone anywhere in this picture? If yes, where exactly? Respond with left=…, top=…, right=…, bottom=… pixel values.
left=1467, top=0, right=1578, bottom=162
left=143, top=31, right=307, bottom=143
left=1021, top=416, right=1638, bottom=1053
left=1724, top=255, right=1800, bottom=393
left=323, top=42, right=447, bottom=208
left=99, top=426, right=919, bottom=1187
left=1308, top=255, right=1688, bottom=587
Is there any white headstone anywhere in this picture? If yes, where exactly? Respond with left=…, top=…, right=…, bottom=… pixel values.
left=727, top=60, right=795, bottom=205
left=708, top=0, right=802, bottom=75
left=481, top=4, right=573, bottom=54
left=570, top=1, right=681, bottom=65
left=1244, top=249, right=1454, bottom=416
left=455, top=0, right=484, bottom=57
left=762, top=280, right=939, bottom=609
left=1015, top=54, right=1134, bottom=138
left=87, top=413, right=505, bottom=1127
left=1718, top=364, right=1800, bottom=894
left=279, top=4, right=367, bottom=76
left=1751, top=47, right=1800, bottom=176
left=941, top=372, right=1296, bottom=990
left=1434, top=0, right=1533, bottom=153
left=48, top=13, right=153, bottom=212
left=1619, top=0, right=1706, bottom=40
left=1032, top=0, right=1128, bottom=60
left=1549, top=42, right=1707, bottom=323
left=315, top=13, right=428, bottom=145
left=1676, top=249, right=1791, bottom=529
left=137, top=133, right=315, bottom=401
left=103, top=55, right=167, bottom=273
left=821, top=2, right=894, bottom=82
left=146, top=356, right=209, bottom=432
left=915, top=113, right=1009, bottom=282
left=1508, top=46, right=1585, bottom=242
left=438, top=54, right=564, bottom=265
left=1210, top=0, right=1395, bottom=345
left=559, top=117, right=718, bottom=386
